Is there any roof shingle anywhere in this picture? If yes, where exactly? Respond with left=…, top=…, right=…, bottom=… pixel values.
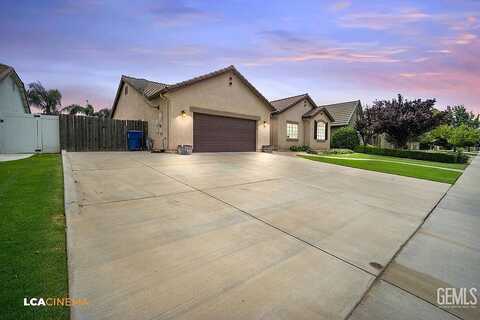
left=270, top=94, right=309, bottom=113
left=322, top=100, right=360, bottom=126
left=122, top=75, right=169, bottom=98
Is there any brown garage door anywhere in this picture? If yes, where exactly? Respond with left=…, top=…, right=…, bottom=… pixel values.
left=193, top=113, right=256, bottom=152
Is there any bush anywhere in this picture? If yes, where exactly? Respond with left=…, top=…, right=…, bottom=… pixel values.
left=322, top=148, right=354, bottom=155
left=354, top=145, right=468, bottom=163
left=289, top=145, right=309, bottom=152
left=331, top=127, right=360, bottom=150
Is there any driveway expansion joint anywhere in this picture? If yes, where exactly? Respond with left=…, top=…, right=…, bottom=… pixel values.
left=345, top=182, right=457, bottom=320
left=133, top=157, right=378, bottom=278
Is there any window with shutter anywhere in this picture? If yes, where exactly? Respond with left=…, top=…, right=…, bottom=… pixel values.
left=316, top=121, right=326, bottom=140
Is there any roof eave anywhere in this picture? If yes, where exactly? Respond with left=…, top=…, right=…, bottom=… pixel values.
left=149, top=66, right=275, bottom=111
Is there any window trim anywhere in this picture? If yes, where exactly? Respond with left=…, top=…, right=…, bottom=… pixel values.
left=286, top=121, right=299, bottom=140
left=315, top=120, right=328, bottom=141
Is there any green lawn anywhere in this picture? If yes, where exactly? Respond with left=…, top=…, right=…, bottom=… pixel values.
left=321, top=152, right=468, bottom=170
left=299, top=153, right=465, bottom=184
left=0, top=155, right=69, bottom=320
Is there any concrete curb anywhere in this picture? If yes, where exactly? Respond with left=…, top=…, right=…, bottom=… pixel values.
left=62, top=150, right=81, bottom=320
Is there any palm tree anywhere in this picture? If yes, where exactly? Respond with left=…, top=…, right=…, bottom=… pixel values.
left=26, top=82, right=62, bottom=115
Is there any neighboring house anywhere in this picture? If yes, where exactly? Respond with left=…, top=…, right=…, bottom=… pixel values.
left=270, top=94, right=334, bottom=151
left=321, top=100, right=361, bottom=136
left=0, top=64, right=30, bottom=115
left=0, top=64, right=58, bottom=154
left=111, top=65, right=274, bottom=152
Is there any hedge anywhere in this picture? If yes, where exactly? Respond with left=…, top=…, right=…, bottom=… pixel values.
left=354, top=145, right=468, bottom=163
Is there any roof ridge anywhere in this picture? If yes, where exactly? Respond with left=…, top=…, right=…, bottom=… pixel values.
left=168, top=65, right=234, bottom=88
left=270, top=93, right=307, bottom=103
left=317, top=100, right=360, bottom=107
left=122, top=75, right=169, bottom=86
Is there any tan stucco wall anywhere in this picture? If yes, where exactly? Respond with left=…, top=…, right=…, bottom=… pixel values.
left=112, top=82, right=166, bottom=149
left=304, top=112, right=331, bottom=150
left=154, top=71, right=271, bottom=151
left=271, top=98, right=315, bottom=151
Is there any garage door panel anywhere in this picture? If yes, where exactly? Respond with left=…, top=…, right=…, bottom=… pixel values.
left=193, top=113, right=256, bottom=152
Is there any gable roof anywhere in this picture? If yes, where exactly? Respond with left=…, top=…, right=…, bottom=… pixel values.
left=270, top=93, right=316, bottom=114
left=321, top=100, right=361, bottom=126
left=0, top=63, right=31, bottom=113
left=302, top=106, right=335, bottom=121
left=112, top=65, right=275, bottom=117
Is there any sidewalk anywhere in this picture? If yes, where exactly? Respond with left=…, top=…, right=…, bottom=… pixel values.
left=350, top=154, right=480, bottom=320
left=0, top=154, right=33, bottom=162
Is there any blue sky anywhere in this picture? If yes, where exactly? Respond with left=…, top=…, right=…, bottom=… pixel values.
left=1, top=0, right=479, bottom=112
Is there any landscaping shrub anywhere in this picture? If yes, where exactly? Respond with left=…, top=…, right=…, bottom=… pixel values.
left=322, top=148, right=354, bottom=155
left=289, top=145, right=309, bottom=152
left=331, top=127, right=360, bottom=150
left=354, top=145, right=468, bottom=163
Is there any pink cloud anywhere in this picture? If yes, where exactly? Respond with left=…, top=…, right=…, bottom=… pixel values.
left=454, top=33, right=477, bottom=45
left=330, top=1, right=351, bottom=12
left=338, top=9, right=432, bottom=30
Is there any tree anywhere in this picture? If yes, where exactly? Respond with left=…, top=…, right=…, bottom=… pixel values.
left=445, top=105, right=480, bottom=128
left=93, top=108, right=112, bottom=118
left=421, top=125, right=452, bottom=149
left=62, top=102, right=110, bottom=118
left=62, top=102, right=95, bottom=116
left=62, top=104, right=90, bottom=115
left=374, top=94, right=445, bottom=149
left=26, top=82, right=62, bottom=115
left=355, top=105, right=381, bottom=145
left=448, top=125, right=480, bottom=150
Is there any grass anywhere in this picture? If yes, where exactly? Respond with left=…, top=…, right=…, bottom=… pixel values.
left=321, top=152, right=468, bottom=170
left=300, top=153, right=465, bottom=184
left=0, top=154, right=69, bottom=320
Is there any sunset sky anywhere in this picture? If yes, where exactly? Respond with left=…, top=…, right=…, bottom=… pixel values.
left=1, top=0, right=479, bottom=112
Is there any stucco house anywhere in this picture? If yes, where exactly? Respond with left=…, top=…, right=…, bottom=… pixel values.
left=321, top=100, right=362, bottom=136
left=0, top=64, right=30, bottom=115
left=270, top=94, right=335, bottom=151
left=111, top=65, right=274, bottom=152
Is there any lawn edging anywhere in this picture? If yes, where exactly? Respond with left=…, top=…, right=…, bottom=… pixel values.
left=62, top=151, right=81, bottom=320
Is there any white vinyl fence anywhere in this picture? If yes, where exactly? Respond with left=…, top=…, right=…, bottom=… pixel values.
left=0, top=113, right=59, bottom=153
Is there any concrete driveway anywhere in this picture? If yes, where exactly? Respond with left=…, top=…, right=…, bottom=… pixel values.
left=63, top=152, right=449, bottom=320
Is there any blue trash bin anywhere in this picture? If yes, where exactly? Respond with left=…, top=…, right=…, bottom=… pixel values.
left=127, top=130, right=143, bottom=151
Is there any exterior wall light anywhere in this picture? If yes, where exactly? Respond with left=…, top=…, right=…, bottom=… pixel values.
left=181, top=110, right=187, bottom=118
left=263, top=120, right=267, bottom=127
